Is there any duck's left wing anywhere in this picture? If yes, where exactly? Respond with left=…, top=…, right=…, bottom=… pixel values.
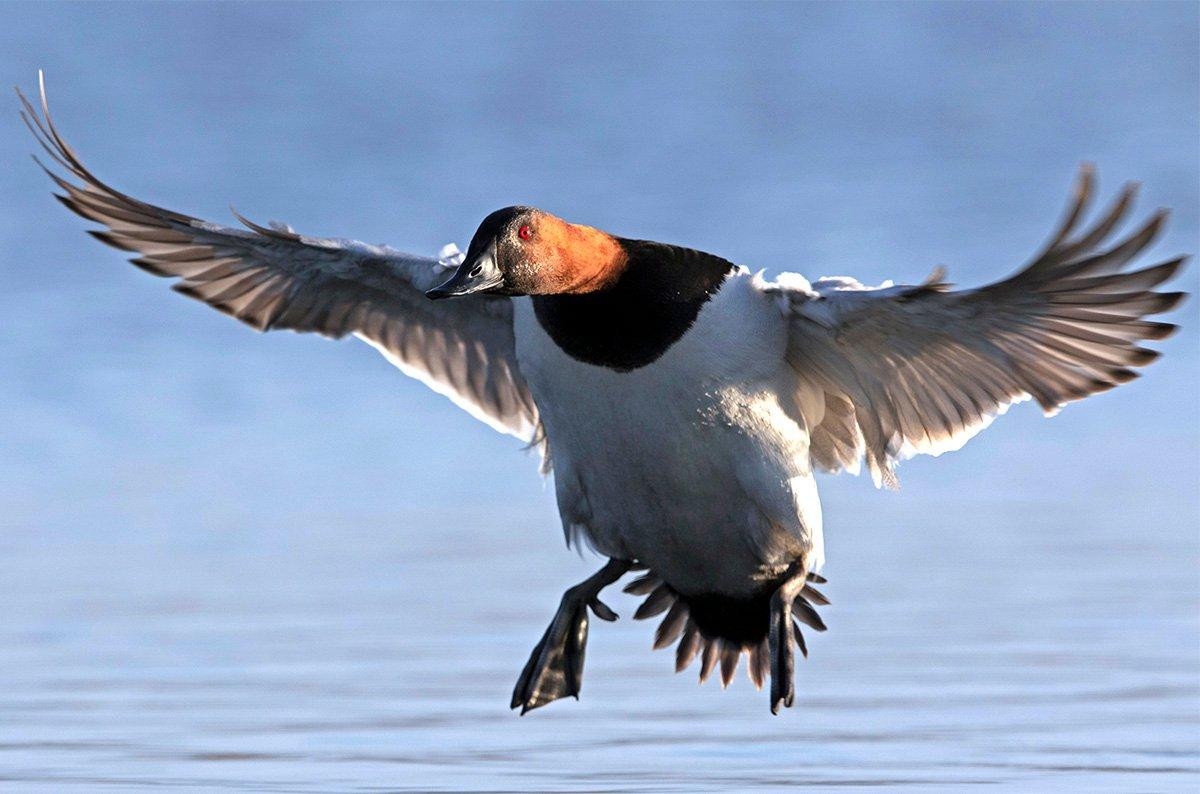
left=763, top=166, right=1185, bottom=488
left=19, top=77, right=543, bottom=451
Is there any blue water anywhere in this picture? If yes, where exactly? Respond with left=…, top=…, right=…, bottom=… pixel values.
left=1, top=2, right=1197, bottom=791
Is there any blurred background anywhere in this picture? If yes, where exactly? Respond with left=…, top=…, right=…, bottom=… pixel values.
left=1, top=1, right=1197, bottom=791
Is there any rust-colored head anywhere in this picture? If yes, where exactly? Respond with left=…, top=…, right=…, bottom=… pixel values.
left=427, top=206, right=628, bottom=299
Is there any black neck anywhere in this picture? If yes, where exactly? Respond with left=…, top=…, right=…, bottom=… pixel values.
left=531, top=240, right=735, bottom=372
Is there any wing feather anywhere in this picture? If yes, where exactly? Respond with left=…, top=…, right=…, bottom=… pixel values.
left=20, top=75, right=545, bottom=456
left=765, top=166, right=1186, bottom=487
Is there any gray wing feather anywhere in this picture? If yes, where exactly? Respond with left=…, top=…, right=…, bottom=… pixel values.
left=766, top=165, right=1185, bottom=488
left=19, top=75, right=543, bottom=449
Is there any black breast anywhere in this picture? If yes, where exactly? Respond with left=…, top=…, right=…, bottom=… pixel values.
left=531, top=240, right=735, bottom=371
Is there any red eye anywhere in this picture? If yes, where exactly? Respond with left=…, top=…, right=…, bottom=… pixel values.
left=518, top=225, right=532, bottom=240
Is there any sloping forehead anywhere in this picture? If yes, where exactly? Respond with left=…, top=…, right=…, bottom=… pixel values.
left=468, top=206, right=536, bottom=255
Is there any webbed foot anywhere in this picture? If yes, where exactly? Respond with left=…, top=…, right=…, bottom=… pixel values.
left=769, top=567, right=827, bottom=714
left=511, top=558, right=631, bottom=714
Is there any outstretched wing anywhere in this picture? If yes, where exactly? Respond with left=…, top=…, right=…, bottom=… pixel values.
left=19, top=75, right=543, bottom=452
left=764, top=166, right=1186, bottom=488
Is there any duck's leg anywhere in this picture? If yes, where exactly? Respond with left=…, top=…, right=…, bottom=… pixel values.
left=511, top=557, right=633, bottom=714
left=768, top=563, right=811, bottom=715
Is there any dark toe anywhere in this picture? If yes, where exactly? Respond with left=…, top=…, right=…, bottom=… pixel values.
left=512, top=605, right=589, bottom=713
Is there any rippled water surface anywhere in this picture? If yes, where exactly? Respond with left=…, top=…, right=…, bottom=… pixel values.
left=2, top=2, right=1198, bottom=791
left=3, top=496, right=1198, bottom=792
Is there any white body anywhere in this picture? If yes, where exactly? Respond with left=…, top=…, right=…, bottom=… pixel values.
left=28, top=92, right=1174, bottom=609
left=513, top=271, right=825, bottom=597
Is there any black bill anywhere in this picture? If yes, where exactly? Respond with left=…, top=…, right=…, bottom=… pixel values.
left=426, top=240, right=505, bottom=299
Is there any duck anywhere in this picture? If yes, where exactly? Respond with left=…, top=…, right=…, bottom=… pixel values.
left=19, top=74, right=1186, bottom=715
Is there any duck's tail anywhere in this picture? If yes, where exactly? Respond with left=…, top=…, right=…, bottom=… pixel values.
left=623, top=570, right=828, bottom=689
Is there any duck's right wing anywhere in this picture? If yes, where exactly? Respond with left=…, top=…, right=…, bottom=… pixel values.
left=763, top=166, right=1185, bottom=488
left=20, top=76, right=544, bottom=457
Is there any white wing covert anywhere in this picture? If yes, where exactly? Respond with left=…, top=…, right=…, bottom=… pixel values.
left=20, top=77, right=543, bottom=454
left=763, top=167, right=1185, bottom=488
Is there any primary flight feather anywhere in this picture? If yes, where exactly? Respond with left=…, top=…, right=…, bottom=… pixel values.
left=20, top=73, right=1185, bottom=714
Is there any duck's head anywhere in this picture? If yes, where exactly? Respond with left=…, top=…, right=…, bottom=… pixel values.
left=426, top=206, right=628, bottom=300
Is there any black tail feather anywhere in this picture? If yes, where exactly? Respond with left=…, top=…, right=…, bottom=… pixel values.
left=630, top=570, right=828, bottom=690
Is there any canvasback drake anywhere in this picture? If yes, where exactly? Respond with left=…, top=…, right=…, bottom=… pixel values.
left=20, top=75, right=1187, bottom=714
